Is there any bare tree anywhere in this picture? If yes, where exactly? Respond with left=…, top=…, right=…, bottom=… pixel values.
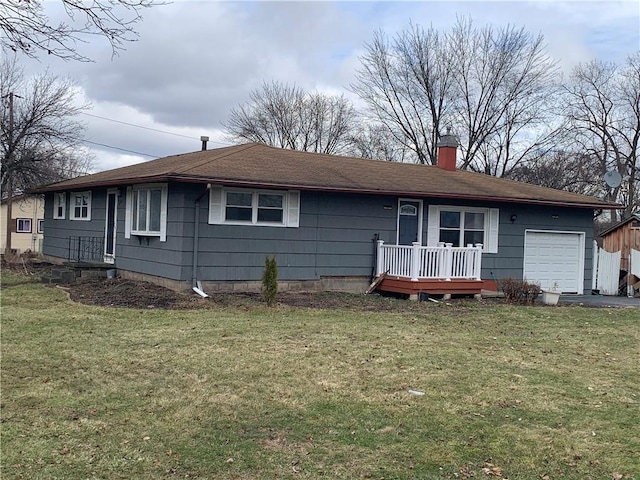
left=1, top=56, right=92, bottom=253
left=224, top=81, right=358, bottom=155
left=346, top=123, right=411, bottom=162
left=352, top=18, right=559, bottom=173
left=564, top=53, right=640, bottom=218
left=352, top=25, right=454, bottom=164
left=507, top=150, right=602, bottom=195
left=0, top=0, right=161, bottom=62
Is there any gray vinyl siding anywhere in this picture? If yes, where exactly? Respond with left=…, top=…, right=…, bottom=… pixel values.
left=194, top=190, right=397, bottom=282
left=422, top=201, right=594, bottom=292
left=42, top=191, right=107, bottom=260
left=114, top=184, right=193, bottom=280
left=42, top=182, right=596, bottom=292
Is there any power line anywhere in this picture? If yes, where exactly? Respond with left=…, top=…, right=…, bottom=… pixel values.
left=81, top=112, right=198, bottom=140
left=80, top=112, right=232, bottom=147
left=82, top=139, right=158, bottom=158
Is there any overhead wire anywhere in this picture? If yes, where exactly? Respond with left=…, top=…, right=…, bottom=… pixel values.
left=82, top=140, right=158, bottom=158
left=79, top=113, right=233, bottom=157
left=81, top=112, right=199, bottom=140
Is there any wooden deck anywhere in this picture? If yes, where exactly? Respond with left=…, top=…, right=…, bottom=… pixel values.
left=377, top=276, right=495, bottom=297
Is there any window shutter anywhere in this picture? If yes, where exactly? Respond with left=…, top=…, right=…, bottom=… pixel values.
left=287, top=191, right=300, bottom=227
left=487, top=208, right=499, bottom=253
left=427, top=205, right=439, bottom=246
left=160, top=186, right=168, bottom=242
left=209, top=186, right=223, bottom=224
left=124, top=187, right=132, bottom=239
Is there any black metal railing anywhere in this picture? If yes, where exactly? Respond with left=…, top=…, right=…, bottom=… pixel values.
left=68, top=236, right=104, bottom=263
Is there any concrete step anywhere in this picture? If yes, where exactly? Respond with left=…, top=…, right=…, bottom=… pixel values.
left=41, top=268, right=78, bottom=284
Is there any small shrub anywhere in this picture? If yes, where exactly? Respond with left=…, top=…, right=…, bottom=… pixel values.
left=261, top=255, right=278, bottom=306
left=500, top=277, right=540, bottom=305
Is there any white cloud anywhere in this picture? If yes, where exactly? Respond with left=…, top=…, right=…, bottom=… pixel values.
left=17, top=0, right=637, bottom=172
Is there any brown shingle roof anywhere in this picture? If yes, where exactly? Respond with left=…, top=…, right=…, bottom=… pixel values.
left=600, top=213, right=640, bottom=236
left=31, top=143, right=619, bottom=209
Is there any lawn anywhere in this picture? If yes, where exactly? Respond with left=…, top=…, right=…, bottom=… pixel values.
left=1, top=271, right=639, bottom=479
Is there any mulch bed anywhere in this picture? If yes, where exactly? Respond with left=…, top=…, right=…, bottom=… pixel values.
left=3, top=258, right=489, bottom=311
left=66, top=276, right=466, bottom=311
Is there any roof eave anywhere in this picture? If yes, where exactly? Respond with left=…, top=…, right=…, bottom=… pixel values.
left=600, top=212, right=640, bottom=236
left=171, top=175, right=621, bottom=210
left=28, top=175, right=174, bottom=193
left=29, top=173, right=621, bottom=210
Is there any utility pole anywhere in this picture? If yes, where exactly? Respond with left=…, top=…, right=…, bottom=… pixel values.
left=4, top=92, right=14, bottom=257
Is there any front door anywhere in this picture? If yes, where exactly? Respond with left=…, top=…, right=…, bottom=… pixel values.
left=104, top=189, right=117, bottom=263
left=397, top=199, right=422, bottom=245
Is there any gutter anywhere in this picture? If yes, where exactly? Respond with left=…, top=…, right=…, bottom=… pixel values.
left=191, top=184, right=211, bottom=297
left=30, top=174, right=623, bottom=210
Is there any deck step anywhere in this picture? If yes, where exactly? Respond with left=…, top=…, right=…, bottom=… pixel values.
left=377, top=276, right=485, bottom=296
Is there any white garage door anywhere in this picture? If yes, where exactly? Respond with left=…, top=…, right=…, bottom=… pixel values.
left=523, top=231, right=584, bottom=294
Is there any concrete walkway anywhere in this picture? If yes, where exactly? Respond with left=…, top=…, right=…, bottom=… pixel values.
left=560, top=294, right=640, bottom=308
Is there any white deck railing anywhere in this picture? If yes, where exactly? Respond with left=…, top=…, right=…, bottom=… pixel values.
left=376, top=240, right=483, bottom=281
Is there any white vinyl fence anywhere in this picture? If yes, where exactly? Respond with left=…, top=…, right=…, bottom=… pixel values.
left=630, top=249, right=640, bottom=278
left=592, top=241, right=621, bottom=295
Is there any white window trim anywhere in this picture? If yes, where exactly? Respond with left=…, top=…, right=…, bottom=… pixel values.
left=124, top=183, right=168, bottom=242
left=53, top=192, right=66, bottom=219
left=209, top=186, right=300, bottom=228
left=37, top=219, right=44, bottom=234
left=16, top=218, right=32, bottom=233
left=427, top=205, right=499, bottom=253
left=396, top=198, right=423, bottom=245
left=104, top=189, right=118, bottom=263
left=70, top=191, right=92, bottom=221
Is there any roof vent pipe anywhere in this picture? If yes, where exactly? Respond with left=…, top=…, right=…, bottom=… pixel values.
left=436, top=133, right=459, bottom=171
left=200, top=136, right=209, bottom=151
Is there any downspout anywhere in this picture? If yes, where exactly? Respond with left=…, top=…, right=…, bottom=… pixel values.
left=192, top=184, right=211, bottom=295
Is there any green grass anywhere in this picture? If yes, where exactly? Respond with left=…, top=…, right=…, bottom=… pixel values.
left=1, top=278, right=639, bottom=479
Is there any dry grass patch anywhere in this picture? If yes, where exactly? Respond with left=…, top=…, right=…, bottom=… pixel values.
left=1, top=277, right=639, bottom=479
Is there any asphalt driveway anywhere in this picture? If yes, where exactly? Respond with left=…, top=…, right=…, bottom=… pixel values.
left=560, top=294, right=640, bottom=307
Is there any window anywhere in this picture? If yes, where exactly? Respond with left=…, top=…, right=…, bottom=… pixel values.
left=125, top=183, right=168, bottom=241
left=439, top=210, right=485, bottom=246
left=16, top=218, right=32, bottom=233
left=53, top=192, right=66, bottom=219
left=428, top=205, right=499, bottom=253
left=399, top=204, right=418, bottom=216
left=209, top=187, right=299, bottom=227
left=70, top=192, right=91, bottom=220
left=37, top=219, right=44, bottom=233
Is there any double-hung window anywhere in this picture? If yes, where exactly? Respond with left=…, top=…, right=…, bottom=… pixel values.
left=223, top=191, right=285, bottom=224
left=53, top=192, right=66, bottom=219
left=439, top=210, right=485, bottom=246
left=125, top=183, right=168, bottom=241
left=428, top=205, right=499, bottom=253
left=70, top=192, right=91, bottom=220
left=16, top=218, right=32, bottom=233
left=209, top=187, right=299, bottom=227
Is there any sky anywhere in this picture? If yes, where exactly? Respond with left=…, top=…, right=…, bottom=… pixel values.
left=12, top=0, right=640, bottom=173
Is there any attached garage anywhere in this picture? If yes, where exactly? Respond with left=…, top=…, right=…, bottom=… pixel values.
left=523, top=230, right=585, bottom=294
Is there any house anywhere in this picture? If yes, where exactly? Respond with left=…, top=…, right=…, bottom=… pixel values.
left=31, top=139, right=618, bottom=297
left=0, top=194, right=45, bottom=255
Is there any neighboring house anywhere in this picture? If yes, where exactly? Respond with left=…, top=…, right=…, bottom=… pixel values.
left=32, top=140, right=618, bottom=296
left=600, top=213, right=640, bottom=272
left=0, top=194, right=45, bottom=254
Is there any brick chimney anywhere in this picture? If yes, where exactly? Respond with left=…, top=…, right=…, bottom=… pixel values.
left=437, top=133, right=459, bottom=171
